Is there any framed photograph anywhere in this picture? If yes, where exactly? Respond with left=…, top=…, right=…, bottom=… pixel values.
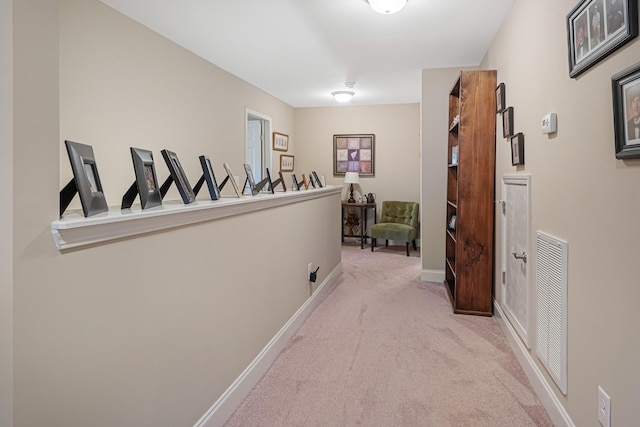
left=333, top=134, right=375, bottom=176
left=496, top=83, right=506, bottom=113
left=63, top=140, right=109, bottom=217
left=131, top=147, right=163, bottom=209
left=198, top=155, right=221, bottom=200
left=273, top=132, right=289, bottom=151
left=280, top=154, right=294, bottom=172
left=222, top=162, right=243, bottom=197
left=502, top=107, right=514, bottom=138
left=160, top=149, right=196, bottom=204
left=311, top=171, right=323, bottom=188
left=510, top=133, right=525, bottom=165
left=447, top=214, right=457, bottom=231
left=567, top=0, right=638, bottom=77
left=243, top=163, right=259, bottom=195
left=612, top=61, right=640, bottom=158
left=301, top=174, right=309, bottom=190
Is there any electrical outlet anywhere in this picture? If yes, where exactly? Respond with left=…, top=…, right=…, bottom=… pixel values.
left=598, top=386, right=611, bottom=427
left=308, top=262, right=313, bottom=280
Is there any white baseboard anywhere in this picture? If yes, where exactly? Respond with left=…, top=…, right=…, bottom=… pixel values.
left=494, top=300, right=575, bottom=427
left=421, top=269, right=444, bottom=282
left=194, top=262, right=344, bottom=427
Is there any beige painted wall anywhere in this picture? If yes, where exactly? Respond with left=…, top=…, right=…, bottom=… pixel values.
left=11, top=1, right=341, bottom=426
left=59, top=0, right=295, bottom=207
left=1, top=0, right=14, bottom=425
left=294, top=104, right=421, bottom=231
left=482, top=1, right=640, bottom=425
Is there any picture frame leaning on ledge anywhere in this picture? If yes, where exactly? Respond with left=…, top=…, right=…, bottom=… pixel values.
left=62, top=140, right=109, bottom=217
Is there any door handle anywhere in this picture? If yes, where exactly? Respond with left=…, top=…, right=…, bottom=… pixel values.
left=512, top=251, right=527, bottom=262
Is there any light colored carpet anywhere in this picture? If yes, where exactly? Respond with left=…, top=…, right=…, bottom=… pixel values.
left=225, top=244, right=553, bottom=426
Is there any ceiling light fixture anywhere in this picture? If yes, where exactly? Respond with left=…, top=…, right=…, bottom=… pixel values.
left=367, top=0, right=407, bottom=15
left=332, top=90, right=355, bottom=103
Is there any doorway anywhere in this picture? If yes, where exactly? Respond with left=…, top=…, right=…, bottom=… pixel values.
left=245, top=109, right=272, bottom=182
left=500, top=174, right=532, bottom=348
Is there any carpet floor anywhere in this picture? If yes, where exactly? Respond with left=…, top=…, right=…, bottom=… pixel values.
left=225, top=244, right=554, bottom=426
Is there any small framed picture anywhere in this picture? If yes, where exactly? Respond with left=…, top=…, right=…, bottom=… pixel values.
left=243, top=163, right=259, bottom=195
left=161, top=149, right=196, bottom=204
left=222, top=162, right=244, bottom=197
left=502, top=106, right=514, bottom=138
left=612, top=61, right=640, bottom=158
left=280, top=154, right=294, bottom=172
left=273, top=132, right=289, bottom=151
left=131, top=147, right=163, bottom=209
left=510, top=133, right=525, bottom=166
left=496, top=83, right=506, bottom=113
left=198, top=155, right=221, bottom=200
left=63, top=140, right=109, bottom=217
left=447, top=214, right=457, bottom=231
left=567, top=0, right=638, bottom=78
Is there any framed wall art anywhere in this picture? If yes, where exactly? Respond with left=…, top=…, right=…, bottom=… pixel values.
left=333, top=134, right=375, bottom=176
left=273, top=132, right=289, bottom=151
left=280, top=154, right=294, bottom=172
left=510, top=133, right=525, bottom=166
left=502, top=107, right=514, bottom=138
left=496, top=83, right=506, bottom=113
left=161, top=149, right=196, bottom=204
left=61, top=140, right=109, bottom=217
left=612, top=61, right=640, bottom=158
left=567, top=0, right=638, bottom=77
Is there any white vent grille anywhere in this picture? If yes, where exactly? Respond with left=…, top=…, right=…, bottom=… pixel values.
left=535, top=231, right=568, bottom=395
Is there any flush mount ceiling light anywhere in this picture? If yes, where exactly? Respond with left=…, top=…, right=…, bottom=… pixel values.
left=366, top=0, right=407, bottom=15
left=331, top=90, right=355, bottom=103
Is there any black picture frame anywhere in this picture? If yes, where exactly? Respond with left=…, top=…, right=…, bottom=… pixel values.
left=333, top=133, right=375, bottom=176
left=510, top=133, right=525, bottom=165
left=502, top=106, right=514, bottom=138
left=496, top=83, right=506, bottom=113
left=63, top=140, right=108, bottom=217
left=130, top=147, right=163, bottom=209
left=567, top=0, right=638, bottom=78
left=612, top=61, right=640, bottom=158
left=198, top=155, right=221, bottom=200
left=160, top=149, right=196, bottom=204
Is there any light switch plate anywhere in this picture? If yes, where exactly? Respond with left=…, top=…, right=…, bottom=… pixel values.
left=541, top=113, right=557, bottom=134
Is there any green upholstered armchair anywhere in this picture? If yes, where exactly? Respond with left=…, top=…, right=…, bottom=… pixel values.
left=370, top=201, right=419, bottom=256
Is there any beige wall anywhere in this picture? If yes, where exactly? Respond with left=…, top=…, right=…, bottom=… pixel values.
left=483, top=1, right=640, bottom=425
left=11, top=1, right=341, bottom=426
left=294, top=104, right=421, bottom=222
left=60, top=0, right=295, bottom=207
left=1, top=0, right=13, bottom=425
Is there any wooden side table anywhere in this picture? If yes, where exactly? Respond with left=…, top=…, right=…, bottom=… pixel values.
left=341, top=201, right=377, bottom=249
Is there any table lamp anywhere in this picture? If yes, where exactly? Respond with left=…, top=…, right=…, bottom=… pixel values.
left=344, top=172, right=360, bottom=203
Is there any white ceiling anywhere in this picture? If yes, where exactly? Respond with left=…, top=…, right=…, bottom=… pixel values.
left=100, top=0, right=514, bottom=108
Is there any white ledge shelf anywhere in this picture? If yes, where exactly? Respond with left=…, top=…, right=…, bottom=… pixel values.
left=52, top=186, right=341, bottom=251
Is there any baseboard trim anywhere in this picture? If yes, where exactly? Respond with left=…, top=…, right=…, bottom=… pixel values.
left=494, top=300, right=575, bottom=427
left=421, top=269, right=444, bottom=282
left=194, top=262, right=344, bottom=427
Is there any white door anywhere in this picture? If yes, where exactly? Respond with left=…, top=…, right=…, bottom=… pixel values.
left=501, top=174, right=531, bottom=348
left=246, top=119, right=263, bottom=181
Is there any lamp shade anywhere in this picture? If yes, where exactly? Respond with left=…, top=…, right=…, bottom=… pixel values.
left=332, top=90, right=355, bottom=103
left=344, top=171, right=360, bottom=184
left=367, top=0, right=407, bottom=14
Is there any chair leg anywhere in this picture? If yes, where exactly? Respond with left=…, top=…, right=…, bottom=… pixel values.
left=385, top=240, right=389, bottom=247
left=371, top=238, right=375, bottom=252
left=406, top=242, right=410, bottom=256
left=412, top=240, right=417, bottom=250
